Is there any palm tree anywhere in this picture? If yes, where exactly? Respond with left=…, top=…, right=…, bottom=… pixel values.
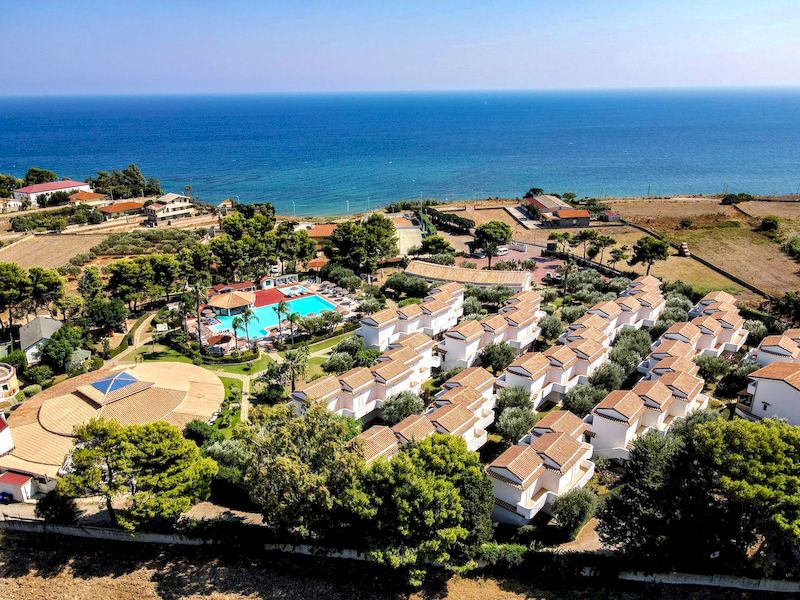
left=275, top=299, right=289, bottom=338
left=557, top=259, right=577, bottom=298
left=241, top=306, right=255, bottom=351
left=231, top=316, right=244, bottom=353
left=287, top=311, right=302, bottom=344
left=283, top=345, right=310, bottom=392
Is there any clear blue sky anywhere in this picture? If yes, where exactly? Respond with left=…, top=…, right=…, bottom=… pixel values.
left=4, top=0, right=799, bottom=94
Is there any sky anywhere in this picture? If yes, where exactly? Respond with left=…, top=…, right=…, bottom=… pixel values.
left=3, top=0, right=800, bottom=95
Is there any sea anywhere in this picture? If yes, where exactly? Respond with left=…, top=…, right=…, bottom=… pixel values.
left=1, top=89, right=799, bottom=216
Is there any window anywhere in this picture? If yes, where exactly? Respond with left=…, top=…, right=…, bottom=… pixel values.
left=762, top=401, right=770, bottom=412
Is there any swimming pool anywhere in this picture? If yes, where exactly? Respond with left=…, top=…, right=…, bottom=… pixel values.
left=210, top=295, right=336, bottom=337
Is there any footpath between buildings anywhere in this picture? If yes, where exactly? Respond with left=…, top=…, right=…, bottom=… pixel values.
left=2, top=516, right=799, bottom=594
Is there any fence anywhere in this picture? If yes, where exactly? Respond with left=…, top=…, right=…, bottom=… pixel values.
left=620, top=220, right=775, bottom=300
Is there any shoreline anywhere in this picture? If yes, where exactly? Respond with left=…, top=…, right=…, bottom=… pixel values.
left=267, top=192, right=800, bottom=221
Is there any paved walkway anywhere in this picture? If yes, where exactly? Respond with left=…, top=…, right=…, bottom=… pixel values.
left=208, top=370, right=252, bottom=422
left=105, top=312, right=156, bottom=367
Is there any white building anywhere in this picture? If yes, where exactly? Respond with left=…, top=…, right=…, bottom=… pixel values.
left=439, top=319, right=485, bottom=369
left=498, top=352, right=550, bottom=408
left=688, top=290, right=738, bottom=318
left=12, top=180, right=91, bottom=207
left=358, top=307, right=400, bottom=351
left=144, top=193, right=195, bottom=224
left=750, top=335, right=800, bottom=366
left=739, top=362, right=800, bottom=425
left=19, top=316, right=63, bottom=365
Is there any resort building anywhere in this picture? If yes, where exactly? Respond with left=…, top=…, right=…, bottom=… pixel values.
left=206, top=290, right=256, bottom=317
left=498, top=352, right=551, bottom=408
left=12, top=180, right=91, bottom=207
left=659, top=321, right=702, bottom=350
left=540, top=209, right=591, bottom=228
left=68, top=190, right=111, bottom=207
left=688, top=291, right=738, bottom=318
left=647, top=356, right=700, bottom=379
left=144, top=193, right=195, bottom=224
left=428, top=384, right=495, bottom=435
left=391, top=414, right=436, bottom=445
left=19, top=315, right=62, bottom=365
left=337, top=367, right=377, bottom=419
left=404, top=260, right=532, bottom=292
left=428, top=403, right=485, bottom=451
left=437, top=366, right=496, bottom=403
left=750, top=334, right=800, bottom=366
left=0, top=364, right=19, bottom=404
left=738, top=362, right=800, bottom=425
left=388, top=332, right=436, bottom=382
left=712, top=311, right=748, bottom=353
left=487, top=427, right=594, bottom=525
left=638, top=339, right=694, bottom=375
left=519, top=409, right=590, bottom=445
left=358, top=284, right=465, bottom=350
left=98, top=200, right=145, bottom=219
left=439, top=319, right=485, bottom=369
left=525, top=194, right=572, bottom=216
left=290, top=375, right=341, bottom=413
left=307, top=223, right=338, bottom=249
left=0, top=363, right=225, bottom=493
left=356, top=425, right=400, bottom=465
left=691, top=315, right=725, bottom=355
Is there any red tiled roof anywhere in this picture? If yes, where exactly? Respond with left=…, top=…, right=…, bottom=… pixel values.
left=99, top=201, right=144, bottom=213
left=69, top=191, right=107, bottom=202
left=0, top=471, right=32, bottom=486
left=306, top=257, right=329, bottom=269
left=555, top=209, right=590, bottom=219
left=15, top=180, right=88, bottom=194
left=308, top=224, right=338, bottom=238
left=206, top=334, right=232, bottom=345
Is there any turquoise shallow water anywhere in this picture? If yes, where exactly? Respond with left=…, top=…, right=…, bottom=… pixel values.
left=210, top=295, right=336, bottom=337
left=1, top=90, right=799, bottom=215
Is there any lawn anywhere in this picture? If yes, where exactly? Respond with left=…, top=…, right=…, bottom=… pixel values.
left=132, top=343, right=272, bottom=376
left=307, top=330, right=357, bottom=354
left=304, top=356, right=327, bottom=381
left=216, top=376, right=243, bottom=438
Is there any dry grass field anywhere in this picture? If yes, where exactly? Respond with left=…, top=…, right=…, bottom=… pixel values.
left=0, top=233, right=108, bottom=268
left=0, top=532, right=774, bottom=600
left=607, top=198, right=800, bottom=296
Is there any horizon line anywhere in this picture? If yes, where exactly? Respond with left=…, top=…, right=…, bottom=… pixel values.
left=2, top=84, right=800, bottom=99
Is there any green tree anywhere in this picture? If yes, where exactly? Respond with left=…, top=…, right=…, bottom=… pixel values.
left=58, top=419, right=133, bottom=527
left=551, top=488, right=598, bottom=539
left=405, top=434, right=494, bottom=563
left=86, top=297, right=128, bottom=333
left=38, top=324, right=84, bottom=372
left=590, top=234, right=616, bottom=265
left=324, top=215, right=398, bottom=274
left=321, top=351, right=355, bottom=375
left=358, top=450, right=465, bottom=585
left=562, top=383, right=607, bottom=418
left=478, top=341, right=516, bottom=374
left=548, top=231, right=572, bottom=254
left=473, top=221, right=512, bottom=269
left=743, top=319, right=768, bottom=347
left=25, top=267, right=64, bottom=311
left=243, top=404, right=366, bottom=536
left=0, top=262, right=32, bottom=329
left=539, top=314, right=564, bottom=340
left=588, top=362, right=625, bottom=391
left=573, top=229, right=598, bottom=260
left=78, top=267, right=104, bottom=303
left=417, top=234, right=454, bottom=256
left=231, top=316, right=244, bottom=353
left=693, top=355, right=730, bottom=382
left=609, top=245, right=630, bottom=270
left=495, top=385, right=531, bottom=414
left=24, top=167, right=58, bottom=186
left=382, top=391, right=424, bottom=425
left=0, top=173, right=23, bottom=197
left=281, top=345, right=310, bottom=392
left=496, top=406, right=537, bottom=445
left=629, top=235, right=670, bottom=275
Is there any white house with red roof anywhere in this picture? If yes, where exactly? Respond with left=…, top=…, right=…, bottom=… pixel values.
left=12, top=179, right=92, bottom=207
left=750, top=334, right=800, bottom=366
left=739, top=362, right=800, bottom=425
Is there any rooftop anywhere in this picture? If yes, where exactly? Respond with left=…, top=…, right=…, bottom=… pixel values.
left=15, top=180, right=88, bottom=194
left=405, top=260, right=531, bottom=289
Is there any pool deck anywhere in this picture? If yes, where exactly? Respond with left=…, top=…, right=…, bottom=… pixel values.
left=254, top=286, right=312, bottom=307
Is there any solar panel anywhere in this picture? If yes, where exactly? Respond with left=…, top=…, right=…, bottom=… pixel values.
left=90, top=372, right=139, bottom=394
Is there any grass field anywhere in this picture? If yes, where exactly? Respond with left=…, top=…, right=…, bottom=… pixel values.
left=607, top=198, right=800, bottom=296
left=132, top=343, right=273, bottom=375
left=0, top=232, right=108, bottom=268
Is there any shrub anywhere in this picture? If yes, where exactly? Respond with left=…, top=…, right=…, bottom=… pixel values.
left=589, top=362, right=625, bottom=391
left=382, top=391, right=424, bottom=425
left=460, top=261, right=477, bottom=269
left=679, top=218, right=693, bottom=229
left=479, top=542, right=528, bottom=568
left=427, top=253, right=455, bottom=265
left=561, top=305, right=587, bottom=323
left=497, top=407, right=537, bottom=444
left=759, top=215, right=780, bottom=232
left=184, top=419, right=224, bottom=448
left=35, top=490, right=79, bottom=524
left=694, top=355, right=730, bottom=382
left=478, top=341, right=516, bottom=374
left=23, top=384, right=42, bottom=397
left=562, top=384, right=607, bottom=418
left=25, top=365, right=53, bottom=385
left=744, top=319, right=768, bottom=347
left=321, top=351, right=355, bottom=375
left=539, top=314, right=564, bottom=340
left=495, top=386, right=531, bottom=414
left=551, top=488, right=599, bottom=540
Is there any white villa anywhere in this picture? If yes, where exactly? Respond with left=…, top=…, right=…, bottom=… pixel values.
left=738, top=362, right=800, bottom=425
left=12, top=179, right=91, bottom=207
left=487, top=414, right=595, bottom=525
left=750, top=333, right=800, bottom=366
left=144, top=193, right=195, bottom=224
left=358, top=283, right=464, bottom=351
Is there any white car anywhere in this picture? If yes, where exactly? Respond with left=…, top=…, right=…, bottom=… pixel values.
left=496, top=245, right=509, bottom=256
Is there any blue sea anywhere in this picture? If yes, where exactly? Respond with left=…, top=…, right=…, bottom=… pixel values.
left=1, top=90, right=799, bottom=216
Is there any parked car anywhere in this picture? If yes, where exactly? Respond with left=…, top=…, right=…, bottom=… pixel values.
left=496, top=245, right=509, bottom=256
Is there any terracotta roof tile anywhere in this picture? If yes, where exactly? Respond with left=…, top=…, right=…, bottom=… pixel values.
left=362, top=307, right=399, bottom=326
left=750, top=362, right=800, bottom=391
left=489, top=444, right=544, bottom=484
left=632, top=379, right=674, bottom=411
left=445, top=366, right=495, bottom=390
left=338, top=367, right=375, bottom=391
left=357, top=425, right=400, bottom=463
left=429, top=403, right=477, bottom=435
left=658, top=370, right=704, bottom=399
left=295, top=375, right=341, bottom=401
left=534, top=410, right=588, bottom=438
left=507, top=352, right=550, bottom=379
left=392, top=414, right=435, bottom=443
left=544, top=345, right=578, bottom=368
left=446, top=319, right=484, bottom=341
left=594, top=390, right=644, bottom=423
left=531, top=431, right=584, bottom=473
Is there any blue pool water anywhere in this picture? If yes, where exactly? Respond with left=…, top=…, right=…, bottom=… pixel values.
left=211, top=295, right=336, bottom=337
